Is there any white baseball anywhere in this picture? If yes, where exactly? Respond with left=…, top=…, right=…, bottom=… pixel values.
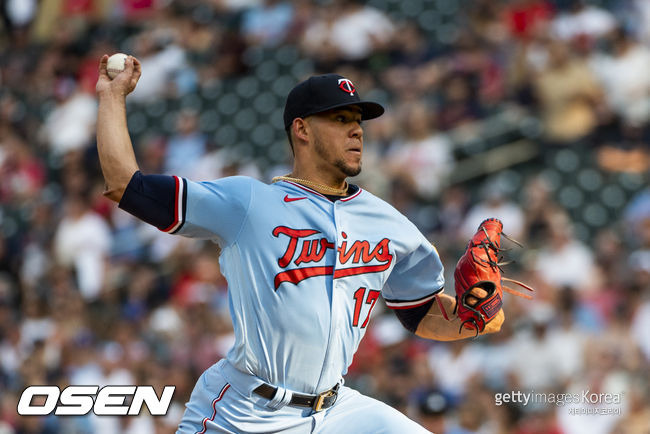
left=106, top=53, right=128, bottom=79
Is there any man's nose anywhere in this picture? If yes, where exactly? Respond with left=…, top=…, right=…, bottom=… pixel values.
left=350, top=123, right=363, bottom=139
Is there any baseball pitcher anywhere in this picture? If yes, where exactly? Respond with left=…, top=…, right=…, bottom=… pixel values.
left=95, top=55, right=531, bottom=433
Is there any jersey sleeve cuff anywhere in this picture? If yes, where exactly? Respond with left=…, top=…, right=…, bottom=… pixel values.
left=118, top=171, right=188, bottom=233
left=383, top=287, right=443, bottom=310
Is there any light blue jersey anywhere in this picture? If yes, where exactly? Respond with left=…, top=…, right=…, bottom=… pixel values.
left=166, top=176, right=444, bottom=396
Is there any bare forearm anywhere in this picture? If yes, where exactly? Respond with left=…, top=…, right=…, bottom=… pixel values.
left=415, top=294, right=473, bottom=341
left=415, top=293, right=503, bottom=341
left=96, top=92, right=138, bottom=202
left=95, top=54, right=142, bottom=202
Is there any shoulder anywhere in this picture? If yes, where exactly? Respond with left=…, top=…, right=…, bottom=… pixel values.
left=184, top=176, right=274, bottom=211
left=354, top=188, right=418, bottom=226
left=355, top=188, right=398, bottom=212
left=192, top=175, right=269, bottom=192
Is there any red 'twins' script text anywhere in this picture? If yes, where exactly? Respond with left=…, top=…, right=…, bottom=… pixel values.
left=272, top=226, right=393, bottom=289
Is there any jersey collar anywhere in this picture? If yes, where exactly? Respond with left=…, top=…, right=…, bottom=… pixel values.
left=277, top=180, right=362, bottom=202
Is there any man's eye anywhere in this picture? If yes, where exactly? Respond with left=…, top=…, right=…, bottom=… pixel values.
left=336, top=116, right=346, bottom=122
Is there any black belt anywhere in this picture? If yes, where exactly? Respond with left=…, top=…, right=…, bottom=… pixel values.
left=253, top=383, right=340, bottom=412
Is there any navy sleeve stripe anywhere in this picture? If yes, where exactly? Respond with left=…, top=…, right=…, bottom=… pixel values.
left=161, top=176, right=187, bottom=234
left=171, top=177, right=187, bottom=234
left=384, top=288, right=442, bottom=310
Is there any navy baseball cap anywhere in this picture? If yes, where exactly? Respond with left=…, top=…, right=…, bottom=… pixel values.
left=283, top=74, right=385, bottom=129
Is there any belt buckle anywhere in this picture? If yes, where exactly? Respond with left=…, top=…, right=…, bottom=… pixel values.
left=312, top=388, right=336, bottom=412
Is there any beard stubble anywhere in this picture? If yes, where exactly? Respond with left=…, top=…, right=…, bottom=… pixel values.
left=313, top=136, right=362, bottom=178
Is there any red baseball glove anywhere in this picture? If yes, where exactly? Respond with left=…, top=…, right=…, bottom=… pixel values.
left=451, top=218, right=533, bottom=335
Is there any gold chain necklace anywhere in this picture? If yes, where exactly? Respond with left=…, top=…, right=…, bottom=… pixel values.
left=272, top=175, right=349, bottom=196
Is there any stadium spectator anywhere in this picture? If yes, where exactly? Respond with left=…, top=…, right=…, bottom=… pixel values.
left=385, top=102, right=454, bottom=199
left=590, top=27, right=650, bottom=127
left=460, top=181, right=525, bottom=240
left=53, top=194, right=111, bottom=301
left=533, top=39, right=603, bottom=143
left=129, top=29, right=195, bottom=103
left=533, top=210, right=596, bottom=291
left=163, top=109, right=207, bottom=178
left=240, top=0, right=294, bottom=47
left=551, top=0, right=617, bottom=42
left=40, top=77, right=97, bottom=156
left=503, top=0, right=554, bottom=41
left=301, top=0, right=394, bottom=67
left=0, top=0, right=37, bottom=42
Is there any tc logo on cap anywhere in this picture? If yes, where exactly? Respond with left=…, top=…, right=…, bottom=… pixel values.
left=338, top=78, right=356, bottom=96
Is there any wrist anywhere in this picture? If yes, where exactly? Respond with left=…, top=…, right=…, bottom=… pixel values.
left=97, top=88, right=128, bottom=100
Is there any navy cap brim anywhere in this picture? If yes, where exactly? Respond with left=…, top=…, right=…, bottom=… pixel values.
left=291, top=100, right=384, bottom=127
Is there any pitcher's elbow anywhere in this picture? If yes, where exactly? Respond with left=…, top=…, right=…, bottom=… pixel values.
left=102, top=184, right=125, bottom=203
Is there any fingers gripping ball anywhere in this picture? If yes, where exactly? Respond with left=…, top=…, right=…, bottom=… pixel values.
left=453, top=218, right=533, bottom=335
left=106, top=53, right=128, bottom=79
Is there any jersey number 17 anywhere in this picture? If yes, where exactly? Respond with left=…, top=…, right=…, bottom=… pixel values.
left=352, top=287, right=380, bottom=328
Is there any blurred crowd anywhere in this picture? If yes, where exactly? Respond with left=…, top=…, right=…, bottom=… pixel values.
left=1, top=0, right=650, bottom=433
